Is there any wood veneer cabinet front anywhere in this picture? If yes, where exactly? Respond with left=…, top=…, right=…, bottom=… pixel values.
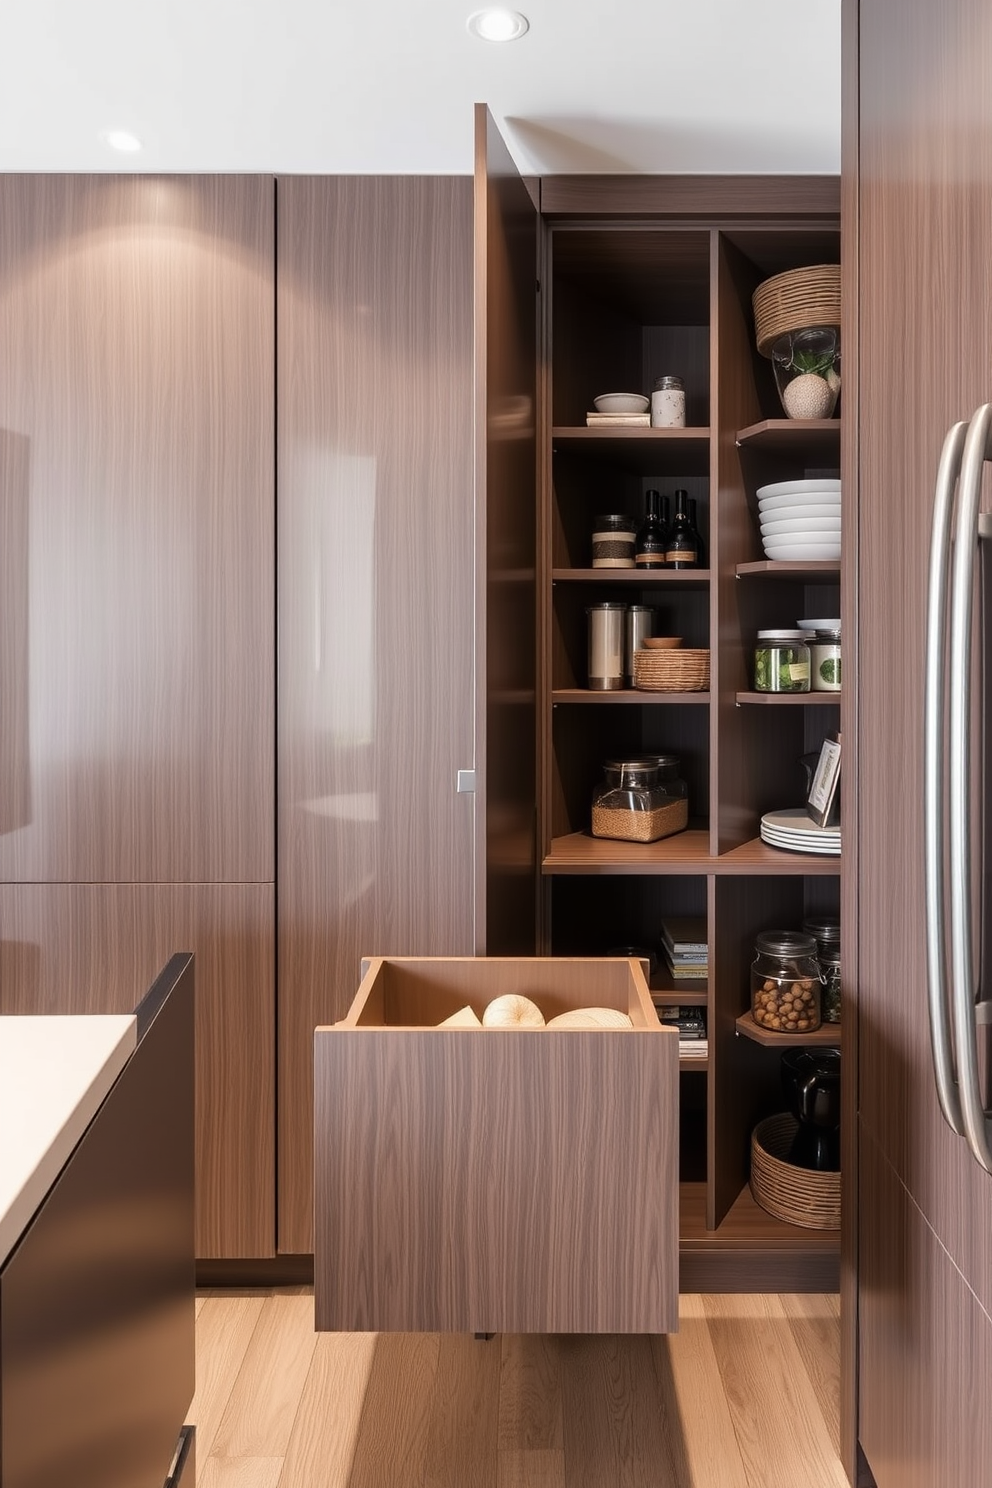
left=0, top=177, right=275, bottom=1258
left=0, top=882, right=274, bottom=1259
left=276, top=178, right=476, bottom=1253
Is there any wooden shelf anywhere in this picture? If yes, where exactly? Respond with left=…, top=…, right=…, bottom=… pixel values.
left=553, top=689, right=710, bottom=705
left=544, top=829, right=712, bottom=874
left=736, top=690, right=841, bottom=706
left=678, top=1055, right=710, bottom=1071
left=551, top=426, right=710, bottom=475
left=552, top=567, right=710, bottom=586
left=544, top=831, right=840, bottom=876
left=736, top=1010, right=841, bottom=1047
left=736, top=559, right=840, bottom=578
left=736, top=418, right=841, bottom=454
left=651, top=966, right=708, bottom=1002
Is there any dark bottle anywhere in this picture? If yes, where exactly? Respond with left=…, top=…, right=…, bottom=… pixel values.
left=635, top=488, right=667, bottom=569
left=665, top=489, right=698, bottom=569
left=688, top=496, right=706, bottom=568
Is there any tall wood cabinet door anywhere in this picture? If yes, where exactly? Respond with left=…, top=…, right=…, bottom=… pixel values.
left=473, top=104, right=540, bottom=955
left=851, top=0, right=992, bottom=1478
left=0, top=176, right=274, bottom=884
left=0, top=883, right=274, bottom=1259
left=276, top=177, right=476, bottom=1254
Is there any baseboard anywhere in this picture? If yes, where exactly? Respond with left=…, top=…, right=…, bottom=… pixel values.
left=196, top=1254, right=314, bottom=1288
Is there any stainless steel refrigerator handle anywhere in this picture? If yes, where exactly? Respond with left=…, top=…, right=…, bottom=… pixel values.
left=925, top=418, right=968, bottom=1135
left=948, top=402, right=992, bottom=1173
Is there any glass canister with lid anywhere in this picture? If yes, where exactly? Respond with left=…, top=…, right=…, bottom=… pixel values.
left=591, top=756, right=689, bottom=843
left=802, top=914, right=841, bottom=1023
left=754, top=630, right=811, bottom=692
left=809, top=627, right=842, bottom=692
left=750, top=930, right=822, bottom=1033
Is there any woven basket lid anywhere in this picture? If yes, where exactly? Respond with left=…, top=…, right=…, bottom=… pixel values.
left=752, top=264, right=841, bottom=356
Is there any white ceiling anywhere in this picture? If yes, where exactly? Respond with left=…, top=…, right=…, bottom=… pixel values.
left=0, top=0, right=841, bottom=176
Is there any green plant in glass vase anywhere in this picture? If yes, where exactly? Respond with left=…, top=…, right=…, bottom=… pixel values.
left=771, top=327, right=841, bottom=419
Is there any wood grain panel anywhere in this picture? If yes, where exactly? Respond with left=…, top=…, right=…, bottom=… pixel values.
left=0, top=882, right=274, bottom=1258
left=276, top=175, right=475, bottom=1252
left=539, top=176, right=841, bottom=221
left=0, top=175, right=274, bottom=883
left=314, top=1014, right=679, bottom=1333
left=475, top=105, right=540, bottom=957
left=858, top=1126, right=992, bottom=1487
left=854, top=0, right=992, bottom=1376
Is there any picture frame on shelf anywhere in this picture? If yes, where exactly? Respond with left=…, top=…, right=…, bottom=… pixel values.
left=806, top=735, right=841, bottom=828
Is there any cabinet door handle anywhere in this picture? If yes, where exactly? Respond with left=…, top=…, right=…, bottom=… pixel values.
left=925, top=417, right=968, bottom=1136
left=947, top=403, right=992, bottom=1172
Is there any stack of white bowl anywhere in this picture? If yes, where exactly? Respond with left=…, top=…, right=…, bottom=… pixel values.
left=757, top=478, right=841, bottom=561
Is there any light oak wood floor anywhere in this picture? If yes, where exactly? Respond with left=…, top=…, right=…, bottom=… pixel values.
left=190, top=1288, right=848, bottom=1487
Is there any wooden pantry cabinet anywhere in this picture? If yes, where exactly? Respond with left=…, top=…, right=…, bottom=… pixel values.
left=480, top=110, right=844, bottom=1288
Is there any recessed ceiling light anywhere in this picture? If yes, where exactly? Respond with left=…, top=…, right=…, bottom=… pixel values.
left=101, top=129, right=142, bottom=153
left=467, top=9, right=529, bottom=41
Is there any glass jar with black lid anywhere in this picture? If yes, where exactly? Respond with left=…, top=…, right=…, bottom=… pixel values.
left=750, top=929, right=822, bottom=1033
left=802, top=914, right=841, bottom=1023
left=591, top=756, right=689, bottom=844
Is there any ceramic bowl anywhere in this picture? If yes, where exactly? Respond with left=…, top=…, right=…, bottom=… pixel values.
left=756, top=478, right=841, bottom=500
left=759, top=516, right=843, bottom=536
left=642, top=636, right=683, bottom=649
left=593, top=392, right=650, bottom=414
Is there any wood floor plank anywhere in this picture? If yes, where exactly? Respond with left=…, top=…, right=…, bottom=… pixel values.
left=211, top=1293, right=318, bottom=1460
left=277, top=1331, right=377, bottom=1488
left=778, top=1293, right=843, bottom=1456
left=189, top=1294, right=268, bottom=1460
left=346, top=1334, right=441, bottom=1487
left=198, top=1457, right=284, bottom=1488
left=498, top=1447, right=567, bottom=1487
left=559, top=1333, right=691, bottom=1487
left=656, top=1295, right=749, bottom=1488
left=702, top=1294, right=849, bottom=1488
left=422, top=1331, right=501, bottom=1488
left=498, top=1334, right=564, bottom=1452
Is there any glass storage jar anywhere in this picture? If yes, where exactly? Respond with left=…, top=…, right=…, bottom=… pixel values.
left=750, top=930, right=822, bottom=1033
left=591, top=757, right=688, bottom=843
left=810, top=628, right=842, bottom=692
left=754, top=630, right=811, bottom=693
left=803, top=915, right=841, bottom=1023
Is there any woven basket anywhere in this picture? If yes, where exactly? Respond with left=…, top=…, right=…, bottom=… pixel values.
left=752, top=265, right=841, bottom=356
left=633, top=648, right=709, bottom=692
left=750, top=1113, right=840, bottom=1230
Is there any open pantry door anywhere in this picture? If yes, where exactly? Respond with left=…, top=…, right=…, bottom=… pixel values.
left=473, top=103, right=540, bottom=954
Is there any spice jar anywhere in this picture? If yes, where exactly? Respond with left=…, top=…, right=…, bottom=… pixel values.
left=591, top=514, right=637, bottom=569
left=750, top=930, right=822, bottom=1033
left=651, top=375, right=686, bottom=428
left=803, top=915, right=841, bottom=1023
left=591, top=757, right=688, bottom=843
left=754, top=630, right=811, bottom=693
left=810, top=628, right=842, bottom=692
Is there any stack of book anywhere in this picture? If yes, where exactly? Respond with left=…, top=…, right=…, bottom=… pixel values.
left=585, top=411, right=651, bottom=428
left=660, top=916, right=709, bottom=982
left=656, top=1005, right=708, bottom=1058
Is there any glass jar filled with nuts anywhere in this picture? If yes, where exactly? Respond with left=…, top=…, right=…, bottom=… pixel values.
left=750, top=930, right=822, bottom=1034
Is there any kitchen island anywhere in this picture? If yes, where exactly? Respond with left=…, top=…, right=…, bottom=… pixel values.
left=0, top=953, right=195, bottom=1488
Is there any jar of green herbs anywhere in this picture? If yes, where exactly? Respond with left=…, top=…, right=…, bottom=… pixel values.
left=754, top=630, right=811, bottom=693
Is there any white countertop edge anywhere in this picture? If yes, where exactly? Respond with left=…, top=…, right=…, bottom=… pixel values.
left=0, top=1014, right=137, bottom=1268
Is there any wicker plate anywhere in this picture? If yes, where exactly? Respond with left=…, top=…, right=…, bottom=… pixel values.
left=633, top=648, right=709, bottom=692
left=750, top=1113, right=840, bottom=1230
left=752, top=264, right=841, bottom=356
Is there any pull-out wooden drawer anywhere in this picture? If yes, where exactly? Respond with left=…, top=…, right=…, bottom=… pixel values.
left=314, top=956, right=679, bottom=1334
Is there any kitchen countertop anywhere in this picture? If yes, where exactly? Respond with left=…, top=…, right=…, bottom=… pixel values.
left=0, top=1014, right=137, bottom=1266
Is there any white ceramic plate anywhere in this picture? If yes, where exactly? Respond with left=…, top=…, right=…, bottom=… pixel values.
left=796, top=618, right=841, bottom=631
left=756, top=479, right=841, bottom=500
left=762, top=827, right=841, bottom=845
left=760, top=516, right=843, bottom=536
left=762, top=541, right=842, bottom=560
left=757, top=489, right=842, bottom=512
left=762, top=808, right=841, bottom=837
left=761, top=837, right=841, bottom=856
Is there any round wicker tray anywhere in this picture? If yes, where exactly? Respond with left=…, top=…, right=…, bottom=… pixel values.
left=752, top=264, right=841, bottom=356
left=750, top=1113, right=840, bottom=1230
left=633, top=647, right=709, bottom=692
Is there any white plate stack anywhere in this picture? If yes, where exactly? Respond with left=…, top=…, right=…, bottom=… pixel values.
left=760, top=807, right=840, bottom=856
left=757, top=478, right=841, bottom=561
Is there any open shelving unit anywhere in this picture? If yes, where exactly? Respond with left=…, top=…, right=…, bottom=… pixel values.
left=539, top=202, right=842, bottom=1289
